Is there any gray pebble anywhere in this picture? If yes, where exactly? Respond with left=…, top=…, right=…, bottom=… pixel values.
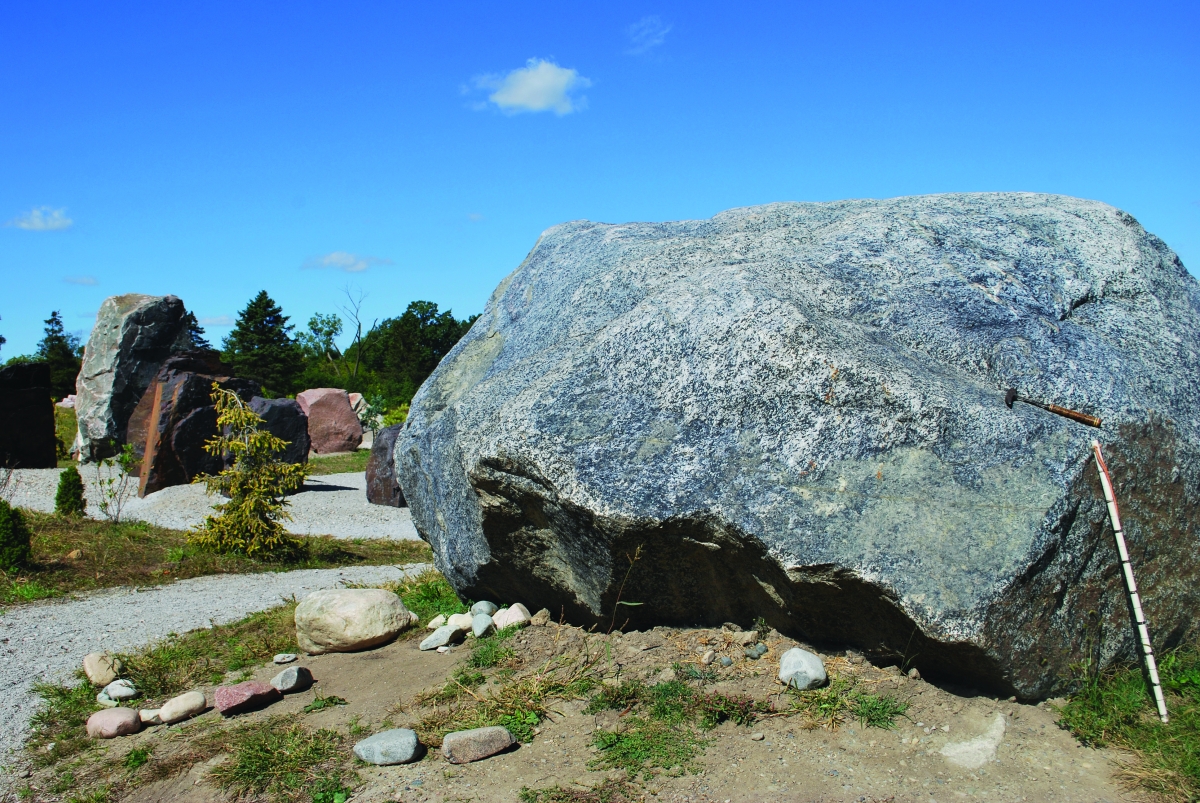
left=472, top=613, right=495, bottom=638
left=270, top=665, right=314, bottom=694
left=101, top=679, right=138, bottom=701
left=353, top=728, right=422, bottom=765
left=420, top=624, right=466, bottom=651
left=778, top=647, right=827, bottom=690
left=719, top=656, right=733, bottom=667
left=469, top=601, right=498, bottom=617
left=273, top=653, right=298, bottom=664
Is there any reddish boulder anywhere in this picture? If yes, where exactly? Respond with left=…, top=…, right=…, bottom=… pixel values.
left=366, top=423, right=406, bottom=507
left=0, top=363, right=57, bottom=469
left=214, top=681, right=281, bottom=716
left=296, top=388, right=362, bottom=454
left=86, top=707, right=141, bottom=738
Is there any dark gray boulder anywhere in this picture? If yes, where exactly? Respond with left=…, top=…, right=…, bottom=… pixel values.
left=366, top=424, right=406, bottom=507
left=250, top=397, right=309, bottom=465
left=396, top=193, right=1200, bottom=699
left=0, top=363, right=57, bottom=468
left=76, top=294, right=192, bottom=461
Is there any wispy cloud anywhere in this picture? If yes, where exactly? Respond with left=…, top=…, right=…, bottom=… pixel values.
left=64, top=276, right=98, bottom=286
left=472, top=59, right=591, bottom=115
left=468, top=213, right=485, bottom=222
left=199, top=315, right=235, bottom=326
left=302, top=251, right=394, bottom=273
left=6, top=206, right=74, bottom=231
left=626, top=16, right=671, bottom=55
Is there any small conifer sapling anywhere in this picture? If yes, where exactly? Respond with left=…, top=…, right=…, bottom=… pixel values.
left=54, top=465, right=87, bottom=517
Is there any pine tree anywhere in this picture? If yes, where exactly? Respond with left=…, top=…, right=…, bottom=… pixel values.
left=182, top=311, right=212, bottom=350
left=36, top=311, right=83, bottom=399
left=0, top=499, right=32, bottom=570
left=221, top=291, right=304, bottom=394
left=55, top=466, right=87, bottom=516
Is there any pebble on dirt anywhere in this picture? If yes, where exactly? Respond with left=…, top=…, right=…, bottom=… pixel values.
left=530, top=608, right=551, bottom=626
left=469, top=601, right=498, bottom=617
left=427, top=614, right=447, bottom=630
left=101, top=679, right=139, bottom=701
left=82, top=653, right=123, bottom=686
left=471, top=613, right=495, bottom=638
left=446, top=613, right=475, bottom=632
left=271, top=665, right=314, bottom=694
left=493, top=603, right=531, bottom=629
left=215, top=681, right=281, bottom=716
left=779, top=647, right=828, bottom=690
left=420, top=624, right=467, bottom=651
left=139, top=709, right=162, bottom=725
left=86, top=707, right=141, bottom=739
left=159, top=691, right=207, bottom=724
left=273, top=653, right=298, bottom=664
left=441, top=726, right=516, bottom=764
left=701, top=650, right=716, bottom=665
left=353, top=728, right=423, bottom=765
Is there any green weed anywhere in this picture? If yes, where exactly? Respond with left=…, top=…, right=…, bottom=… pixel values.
left=310, top=774, right=356, bottom=803
left=65, top=788, right=109, bottom=803
left=369, top=568, right=468, bottom=625
left=590, top=718, right=705, bottom=780
left=304, top=694, right=349, bottom=713
left=469, top=625, right=518, bottom=668
left=787, top=675, right=908, bottom=729
left=123, top=745, right=153, bottom=770
left=1057, top=644, right=1200, bottom=801
left=27, top=677, right=101, bottom=765
left=207, top=717, right=353, bottom=801
left=519, top=779, right=642, bottom=803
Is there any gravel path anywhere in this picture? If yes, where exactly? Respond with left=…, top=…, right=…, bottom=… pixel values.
left=0, top=563, right=430, bottom=767
left=5, top=468, right=420, bottom=540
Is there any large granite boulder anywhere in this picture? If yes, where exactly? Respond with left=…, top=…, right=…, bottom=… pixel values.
left=250, top=397, right=309, bottom=465
left=126, top=352, right=261, bottom=496
left=0, top=363, right=57, bottom=468
left=296, top=388, right=362, bottom=453
left=366, top=423, right=406, bottom=506
left=396, top=193, right=1200, bottom=699
left=76, top=294, right=192, bottom=462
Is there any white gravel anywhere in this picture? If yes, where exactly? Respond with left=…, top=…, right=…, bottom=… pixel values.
left=4, top=468, right=420, bottom=540
left=0, top=563, right=430, bottom=770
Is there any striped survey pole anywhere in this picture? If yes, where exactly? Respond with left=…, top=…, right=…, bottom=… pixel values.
left=1091, top=439, right=1169, bottom=723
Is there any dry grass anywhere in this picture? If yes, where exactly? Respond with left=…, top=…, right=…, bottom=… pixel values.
left=0, top=510, right=431, bottom=606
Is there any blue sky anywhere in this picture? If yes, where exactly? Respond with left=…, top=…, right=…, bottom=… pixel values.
left=2, top=1, right=1197, bottom=356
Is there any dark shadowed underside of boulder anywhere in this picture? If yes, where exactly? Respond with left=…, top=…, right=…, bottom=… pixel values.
left=396, top=193, right=1200, bottom=699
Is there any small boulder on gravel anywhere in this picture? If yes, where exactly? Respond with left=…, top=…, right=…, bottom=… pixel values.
left=493, top=604, right=531, bottom=630
left=779, top=647, right=827, bottom=690
left=271, top=665, right=314, bottom=694
left=471, top=613, right=495, bottom=638
left=420, top=624, right=467, bottom=651
left=294, top=588, right=417, bottom=654
left=215, top=681, right=281, bottom=716
left=83, top=653, right=122, bottom=687
left=441, top=726, right=516, bottom=764
left=353, top=728, right=423, bottom=765
left=470, top=601, right=498, bottom=617
left=87, top=707, right=141, bottom=739
left=159, top=691, right=207, bottom=724
left=296, top=388, right=362, bottom=454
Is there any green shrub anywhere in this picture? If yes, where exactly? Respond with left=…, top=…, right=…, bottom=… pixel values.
left=0, top=499, right=32, bottom=570
left=54, top=467, right=86, bottom=517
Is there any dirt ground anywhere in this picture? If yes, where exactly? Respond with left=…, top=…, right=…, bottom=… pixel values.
left=20, top=621, right=1132, bottom=803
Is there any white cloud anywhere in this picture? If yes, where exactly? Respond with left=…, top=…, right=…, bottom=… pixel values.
left=303, top=251, right=394, bottom=273
left=474, top=59, right=591, bottom=115
left=199, top=315, right=235, bottom=326
left=64, top=276, right=98, bottom=286
left=626, top=16, right=671, bottom=55
left=6, top=206, right=74, bottom=231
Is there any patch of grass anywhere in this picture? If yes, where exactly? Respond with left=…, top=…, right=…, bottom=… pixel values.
left=310, top=774, right=355, bottom=803
left=672, top=660, right=717, bottom=683
left=123, top=745, right=153, bottom=770
left=370, top=567, right=469, bottom=625
left=519, top=779, right=643, bottom=803
left=207, top=716, right=355, bottom=801
left=27, top=677, right=102, bottom=765
left=304, top=693, right=349, bottom=713
left=307, top=450, right=371, bottom=475
left=1057, top=645, right=1200, bottom=801
left=66, top=788, right=110, bottom=803
left=469, top=625, right=519, bottom=668
left=787, top=675, right=908, bottom=730
left=1, top=510, right=431, bottom=608
left=119, top=603, right=299, bottom=699
left=416, top=653, right=599, bottom=746
left=590, top=718, right=705, bottom=780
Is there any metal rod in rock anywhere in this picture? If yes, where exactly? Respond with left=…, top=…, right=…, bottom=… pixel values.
left=1092, top=439, right=1169, bottom=723
left=1004, top=389, right=1102, bottom=428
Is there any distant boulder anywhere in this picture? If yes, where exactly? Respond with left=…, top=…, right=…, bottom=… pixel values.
left=250, top=397, right=309, bottom=465
left=366, top=423, right=406, bottom=507
left=397, top=193, right=1200, bottom=699
left=0, top=363, right=56, bottom=469
left=296, top=388, right=362, bottom=454
left=76, top=294, right=192, bottom=462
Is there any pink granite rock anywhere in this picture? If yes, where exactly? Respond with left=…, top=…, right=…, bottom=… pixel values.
left=214, top=681, right=281, bottom=716
left=86, top=707, right=141, bottom=738
left=441, top=726, right=516, bottom=764
left=296, top=388, right=362, bottom=454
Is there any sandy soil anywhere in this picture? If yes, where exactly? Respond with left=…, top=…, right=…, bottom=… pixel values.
left=20, top=619, right=1131, bottom=803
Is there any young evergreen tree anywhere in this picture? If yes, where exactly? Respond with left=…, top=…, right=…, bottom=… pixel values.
left=0, top=499, right=32, bottom=570
left=36, top=311, right=83, bottom=399
left=55, top=466, right=87, bottom=516
left=182, top=311, right=212, bottom=350
left=221, top=291, right=304, bottom=393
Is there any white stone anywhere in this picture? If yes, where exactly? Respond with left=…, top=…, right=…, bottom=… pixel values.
left=294, top=588, right=416, bottom=654
left=446, top=613, right=475, bottom=632
left=421, top=623, right=467, bottom=651
left=778, top=647, right=827, bottom=690
left=159, top=691, right=207, bottom=724
left=493, top=604, right=531, bottom=629
left=102, top=679, right=139, bottom=701
left=139, top=709, right=162, bottom=725
left=82, top=653, right=122, bottom=686
left=427, top=614, right=447, bottom=630
left=273, top=653, right=298, bottom=664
